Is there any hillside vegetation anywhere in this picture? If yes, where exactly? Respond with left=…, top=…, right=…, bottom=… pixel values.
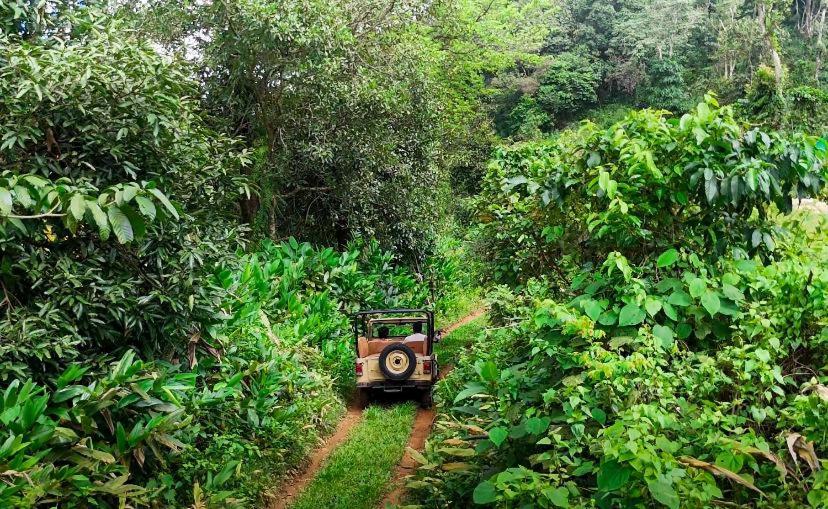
left=409, top=99, right=828, bottom=507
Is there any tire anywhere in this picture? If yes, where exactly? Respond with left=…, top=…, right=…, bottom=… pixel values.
left=419, top=387, right=433, bottom=409
left=355, top=388, right=370, bottom=409
left=378, top=343, right=417, bottom=381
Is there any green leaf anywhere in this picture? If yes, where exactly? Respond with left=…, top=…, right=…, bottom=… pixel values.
left=653, top=325, right=674, bottom=349
left=618, top=303, right=645, bottom=327
left=647, top=478, right=679, bottom=509
left=591, top=407, right=607, bottom=425
left=147, top=188, right=179, bottom=220
left=478, top=361, right=499, bottom=382
left=705, top=176, right=718, bottom=202
left=454, top=383, right=485, bottom=404
left=69, top=194, right=86, bottom=221
left=722, top=284, right=744, bottom=301
left=657, top=249, right=678, bottom=268
left=488, top=427, right=508, bottom=447
left=135, top=195, right=156, bottom=220
left=525, top=416, right=550, bottom=435
left=688, top=278, right=707, bottom=298
left=667, top=291, right=691, bottom=307
left=645, top=297, right=662, bottom=317
left=86, top=201, right=110, bottom=240
left=107, top=206, right=133, bottom=244
left=597, top=460, right=631, bottom=491
left=0, top=188, right=12, bottom=215
left=598, top=171, right=610, bottom=191
left=121, top=204, right=146, bottom=239
left=662, top=302, right=678, bottom=321
left=715, top=451, right=744, bottom=473
left=473, top=481, right=497, bottom=505
left=701, top=290, right=720, bottom=316
left=544, top=486, right=569, bottom=508
left=582, top=299, right=603, bottom=321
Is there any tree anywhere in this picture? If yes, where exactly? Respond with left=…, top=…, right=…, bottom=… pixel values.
left=0, top=6, right=247, bottom=378
left=130, top=0, right=553, bottom=262
left=535, top=52, right=602, bottom=124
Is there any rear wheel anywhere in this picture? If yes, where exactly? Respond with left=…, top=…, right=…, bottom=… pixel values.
left=355, top=388, right=370, bottom=409
left=419, top=387, right=433, bottom=409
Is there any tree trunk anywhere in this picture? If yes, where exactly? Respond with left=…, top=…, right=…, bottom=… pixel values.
left=240, top=195, right=260, bottom=225
left=757, top=2, right=784, bottom=87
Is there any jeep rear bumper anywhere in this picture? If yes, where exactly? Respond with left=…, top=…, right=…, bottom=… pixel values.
left=357, top=380, right=434, bottom=392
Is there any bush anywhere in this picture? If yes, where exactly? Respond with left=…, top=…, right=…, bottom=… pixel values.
left=637, top=58, right=692, bottom=112
left=410, top=100, right=828, bottom=508
left=535, top=52, right=602, bottom=125
left=474, top=95, right=826, bottom=285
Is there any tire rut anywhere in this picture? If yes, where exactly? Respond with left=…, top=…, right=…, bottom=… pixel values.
left=378, top=308, right=486, bottom=508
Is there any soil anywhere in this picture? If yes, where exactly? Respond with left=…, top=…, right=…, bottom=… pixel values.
left=443, top=307, right=486, bottom=335
left=267, top=407, right=363, bottom=509
left=379, top=407, right=436, bottom=507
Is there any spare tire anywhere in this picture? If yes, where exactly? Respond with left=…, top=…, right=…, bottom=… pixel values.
left=378, top=343, right=417, bottom=381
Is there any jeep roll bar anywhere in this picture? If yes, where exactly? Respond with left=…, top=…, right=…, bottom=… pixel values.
left=352, top=309, right=435, bottom=354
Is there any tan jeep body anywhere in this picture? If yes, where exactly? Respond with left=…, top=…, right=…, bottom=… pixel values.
left=352, top=312, right=438, bottom=402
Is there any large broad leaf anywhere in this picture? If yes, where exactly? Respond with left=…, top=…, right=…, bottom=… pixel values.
left=147, top=188, right=179, bottom=220
left=121, top=204, right=146, bottom=239
left=656, top=249, right=678, bottom=268
left=543, top=486, right=569, bottom=508
left=107, top=206, right=133, bottom=244
left=597, top=460, right=631, bottom=491
left=69, top=194, right=86, bottom=221
left=478, top=361, right=499, bottom=382
left=0, top=188, right=12, bottom=215
left=647, top=478, right=679, bottom=509
left=618, top=303, right=645, bottom=327
left=582, top=299, right=604, bottom=321
left=652, top=324, right=674, bottom=349
left=667, top=291, right=691, bottom=307
left=645, top=297, right=662, bottom=317
left=454, top=383, right=486, bottom=404
left=488, top=427, right=508, bottom=447
left=688, top=278, right=707, bottom=298
left=701, top=290, right=721, bottom=316
left=135, top=195, right=156, bottom=220
left=525, top=416, right=551, bottom=435
left=86, top=201, right=110, bottom=240
left=473, top=480, right=497, bottom=505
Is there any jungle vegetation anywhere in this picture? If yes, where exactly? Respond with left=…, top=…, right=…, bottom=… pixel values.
left=0, top=0, right=826, bottom=508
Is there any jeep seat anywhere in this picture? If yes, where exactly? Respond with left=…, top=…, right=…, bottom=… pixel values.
left=358, top=337, right=426, bottom=357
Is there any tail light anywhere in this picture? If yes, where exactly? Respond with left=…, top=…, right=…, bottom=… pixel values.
left=355, top=362, right=363, bottom=376
left=422, top=360, right=432, bottom=374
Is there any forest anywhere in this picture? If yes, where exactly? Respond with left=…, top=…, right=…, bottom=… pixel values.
left=0, top=0, right=826, bottom=508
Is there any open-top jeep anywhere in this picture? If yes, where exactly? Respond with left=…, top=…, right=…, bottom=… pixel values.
left=353, top=309, right=440, bottom=408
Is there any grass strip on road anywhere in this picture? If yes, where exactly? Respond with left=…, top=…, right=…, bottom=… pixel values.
left=289, top=404, right=417, bottom=509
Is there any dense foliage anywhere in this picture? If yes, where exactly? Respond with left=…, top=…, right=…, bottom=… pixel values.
left=408, top=101, right=828, bottom=507
left=2, top=0, right=827, bottom=508
left=491, top=0, right=828, bottom=138
left=0, top=4, right=472, bottom=506
left=128, top=0, right=551, bottom=260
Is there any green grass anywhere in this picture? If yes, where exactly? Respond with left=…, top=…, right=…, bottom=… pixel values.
left=289, top=404, right=417, bottom=509
left=435, top=286, right=483, bottom=328
left=435, top=314, right=487, bottom=366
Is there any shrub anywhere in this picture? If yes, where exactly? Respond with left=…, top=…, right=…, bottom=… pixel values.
left=410, top=100, right=828, bottom=508
left=535, top=52, right=602, bottom=125
left=474, top=95, right=826, bottom=284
